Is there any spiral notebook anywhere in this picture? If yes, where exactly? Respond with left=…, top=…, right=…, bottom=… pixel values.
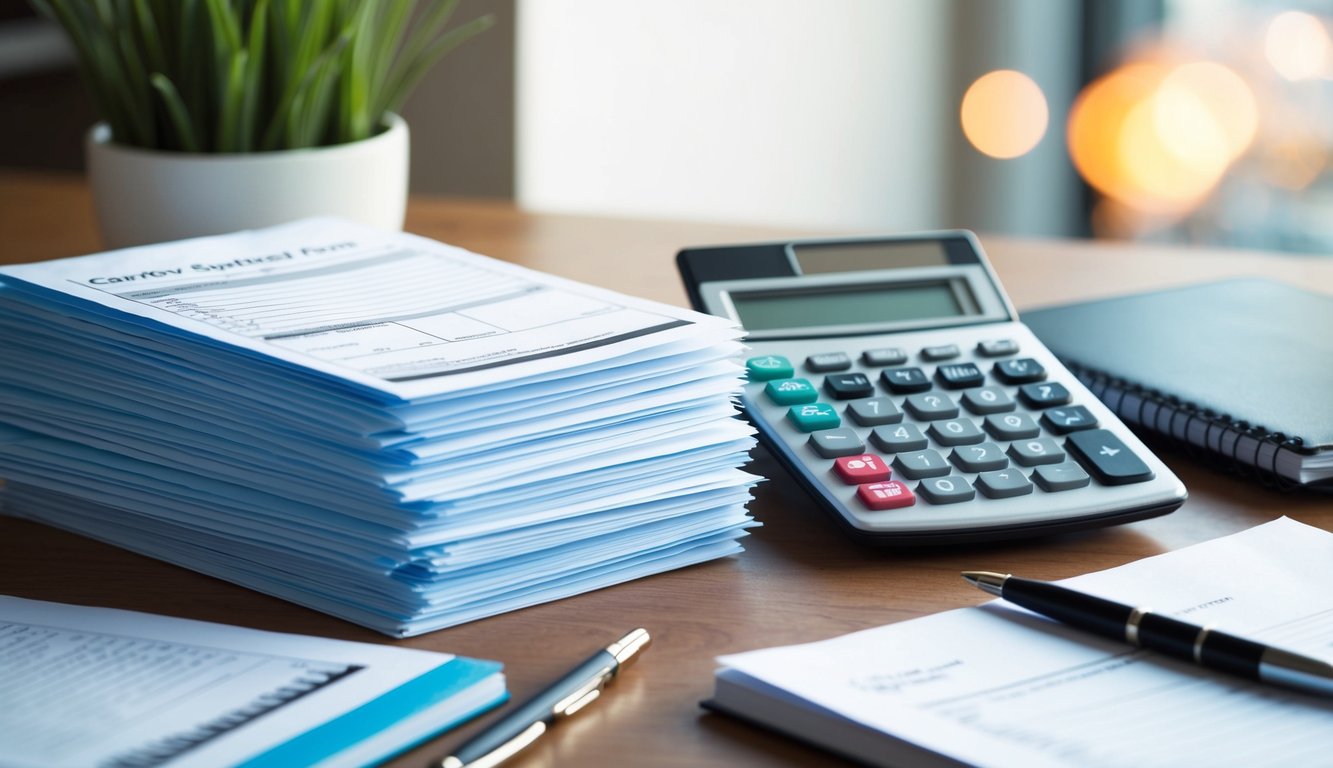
left=1022, top=278, right=1333, bottom=489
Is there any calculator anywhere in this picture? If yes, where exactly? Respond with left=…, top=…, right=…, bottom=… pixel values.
left=676, top=232, right=1187, bottom=544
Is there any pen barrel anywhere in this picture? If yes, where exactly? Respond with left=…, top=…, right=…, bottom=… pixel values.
left=1002, top=578, right=1131, bottom=639
left=1137, top=613, right=1265, bottom=676
left=447, top=650, right=617, bottom=766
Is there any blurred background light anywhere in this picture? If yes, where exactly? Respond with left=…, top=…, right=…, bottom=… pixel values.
left=960, top=69, right=1050, bottom=159
left=1264, top=10, right=1330, bottom=81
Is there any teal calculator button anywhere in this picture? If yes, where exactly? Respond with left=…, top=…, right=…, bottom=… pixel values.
left=787, top=402, right=841, bottom=432
left=765, top=377, right=817, bottom=405
left=746, top=355, right=794, bottom=381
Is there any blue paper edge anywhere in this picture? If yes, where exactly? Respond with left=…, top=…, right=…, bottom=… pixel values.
left=237, top=657, right=507, bottom=768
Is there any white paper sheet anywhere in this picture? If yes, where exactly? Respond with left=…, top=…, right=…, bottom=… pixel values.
left=0, top=596, right=503, bottom=768
left=715, top=518, right=1333, bottom=768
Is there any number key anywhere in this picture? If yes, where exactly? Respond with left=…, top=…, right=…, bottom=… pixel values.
left=871, top=423, right=929, bottom=452
left=893, top=449, right=950, bottom=479
left=976, top=469, right=1034, bottom=498
left=961, top=386, right=1015, bottom=414
left=1007, top=437, right=1066, bottom=466
left=917, top=475, right=976, bottom=504
left=949, top=442, right=1008, bottom=472
left=905, top=393, right=958, bottom=420
left=984, top=412, right=1040, bottom=440
left=926, top=417, right=985, bottom=446
left=847, top=396, right=903, bottom=426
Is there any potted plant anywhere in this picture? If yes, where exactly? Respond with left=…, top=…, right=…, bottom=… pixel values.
left=33, top=0, right=493, bottom=248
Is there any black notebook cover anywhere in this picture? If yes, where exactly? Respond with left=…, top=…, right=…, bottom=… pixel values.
left=1023, top=278, right=1333, bottom=453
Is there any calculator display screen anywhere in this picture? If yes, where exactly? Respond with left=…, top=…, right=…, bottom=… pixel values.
left=730, top=281, right=971, bottom=331
left=793, top=241, right=949, bottom=274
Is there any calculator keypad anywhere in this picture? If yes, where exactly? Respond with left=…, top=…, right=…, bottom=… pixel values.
left=746, top=333, right=1157, bottom=519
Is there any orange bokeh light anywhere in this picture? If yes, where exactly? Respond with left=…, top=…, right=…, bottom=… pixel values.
left=1067, top=58, right=1257, bottom=219
left=960, top=70, right=1049, bottom=159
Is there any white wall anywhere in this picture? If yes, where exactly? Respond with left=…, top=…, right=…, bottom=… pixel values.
left=516, top=1, right=952, bottom=232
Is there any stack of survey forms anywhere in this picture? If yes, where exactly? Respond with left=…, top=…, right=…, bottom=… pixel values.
left=0, top=219, right=757, bottom=636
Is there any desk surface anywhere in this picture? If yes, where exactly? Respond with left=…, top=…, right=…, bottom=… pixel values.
left=3, top=171, right=1333, bottom=767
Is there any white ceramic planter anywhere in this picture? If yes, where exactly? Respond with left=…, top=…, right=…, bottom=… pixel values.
left=87, top=114, right=409, bottom=248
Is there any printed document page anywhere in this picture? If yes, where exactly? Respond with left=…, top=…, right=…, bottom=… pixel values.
left=0, top=596, right=502, bottom=768
left=716, top=518, right=1333, bottom=768
left=0, top=218, right=732, bottom=401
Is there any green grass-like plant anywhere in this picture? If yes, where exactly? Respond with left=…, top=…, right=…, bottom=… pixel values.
left=32, top=0, right=493, bottom=152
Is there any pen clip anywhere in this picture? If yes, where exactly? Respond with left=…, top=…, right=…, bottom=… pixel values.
left=552, top=664, right=615, bottom=717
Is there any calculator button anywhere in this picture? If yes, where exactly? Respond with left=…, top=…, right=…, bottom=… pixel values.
left=862, top=347, right=907, bottom=366
left=1041, top=405, right=1099, bottom=434
left=764, top=377, right=818, bottom=405
left=976, top=339, right=1020, bottom=357
left=926, top=418, right=985, bottom=446
left=871, top=423, right=929, bottom=452
left=857, top=480, right=916, bottom=510
left=904, top=393, right=959, bottom=420
left=806, top=352, right=852, bottom=372
left=880, top=367, right=931, bottom=394
left=975, top=469, right=1034, bottom=498
left=949, top=442, right=1009, bottom=473
left=917, top=475, right=976, bottom=504
left=993, top=358, right=1047, bottom=384
left=893, top=449, right=951, bottom=479
left=1033, top=461, right=1092, bottom=492
left=808, top=428, right=866, bottom=458
left=847, top=396, right=903, bottom=426
left=935, top=363, right=986, bottom=389
left=1007, top=438, right=1066, bottom=466
left=1065, top=429, right=1155, bottom=485
left=984, top=412, right=1040, bottom=440
left=1019, top=381, right=1071, bottom=408
left=823, top=372, right=874, bottom=400
left=787, top=402, right=841, bottom=432
left=833, top=454, right=891, bottom=484
left=921, top=344, right=961, bottom=361
left=961, top=386, right=1016, bottom=415
left=746, top=355, right=793, bottom=381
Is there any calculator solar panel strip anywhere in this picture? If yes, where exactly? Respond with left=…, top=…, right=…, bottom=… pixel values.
left=676, top=231, right=1187, bottom=545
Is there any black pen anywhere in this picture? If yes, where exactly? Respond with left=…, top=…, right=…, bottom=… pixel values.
left=962, top=571, right=1333, bottom=697
left=438, top=628, right=651, bottom=768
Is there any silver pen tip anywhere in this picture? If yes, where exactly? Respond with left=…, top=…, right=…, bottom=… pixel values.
left=961, top=571, right=1010, bottom=596
left=608, top=628, right=651, bottom=666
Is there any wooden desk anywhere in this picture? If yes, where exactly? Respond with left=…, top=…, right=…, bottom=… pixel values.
left=3, top=171, right=1333, bottom=767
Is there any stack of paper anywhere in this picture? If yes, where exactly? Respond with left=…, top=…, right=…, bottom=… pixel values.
left=0, top=218, right=758, bottom=636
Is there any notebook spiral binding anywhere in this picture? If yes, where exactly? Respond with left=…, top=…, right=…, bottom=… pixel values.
left=1065, top=362, right=1305, bottom=491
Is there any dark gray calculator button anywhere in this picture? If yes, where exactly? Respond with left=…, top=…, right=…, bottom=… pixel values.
left=1033, top=461, right=1092, bottom=492
left=847, top=397, right=903, bottom=426
left=1019, top=381, right=1071, bottom=408
left=935, top=363, right=985, bottom=389
left=975, top=469, right=1034, bottom=498
left=824, top=372, right=874, bottom=400
left=984, top=412, right=1040, bottom=440
left=806, top=352, right=852, bottom=372
left=927, top=418, right=985, bottom=446
left=862, top=347, right=907, bottom=366
left=949, top=442, right=1008, bottom=472
left=904, top=393, right=958, bottom=420
left=893, top=449, right=950, bottom=479
left=961, top=386, right=1015, bottom=414
left=993, top=357, right=1046, bottom=384
left=1007, top=438, right=1065, bottom=466
left=917, top=475, right=976, bottom=504
left=1066, top=429, right=1155, bottom=485
left=881, top=367, right=931, bottom=394
left=1041, top=405, right=1098, bottom=434
left=976, top=339, right=1019, bottom=357
left=808, top=428, right=866, bottom=458
left=872, top=423, right=928, bottom=452
left=921, top=344, right=961, bottom=361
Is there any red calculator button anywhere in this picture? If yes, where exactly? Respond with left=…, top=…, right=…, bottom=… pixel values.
left=834, top=454, right=891, bottom=484
left=857, top=480, right=916, bottom=510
